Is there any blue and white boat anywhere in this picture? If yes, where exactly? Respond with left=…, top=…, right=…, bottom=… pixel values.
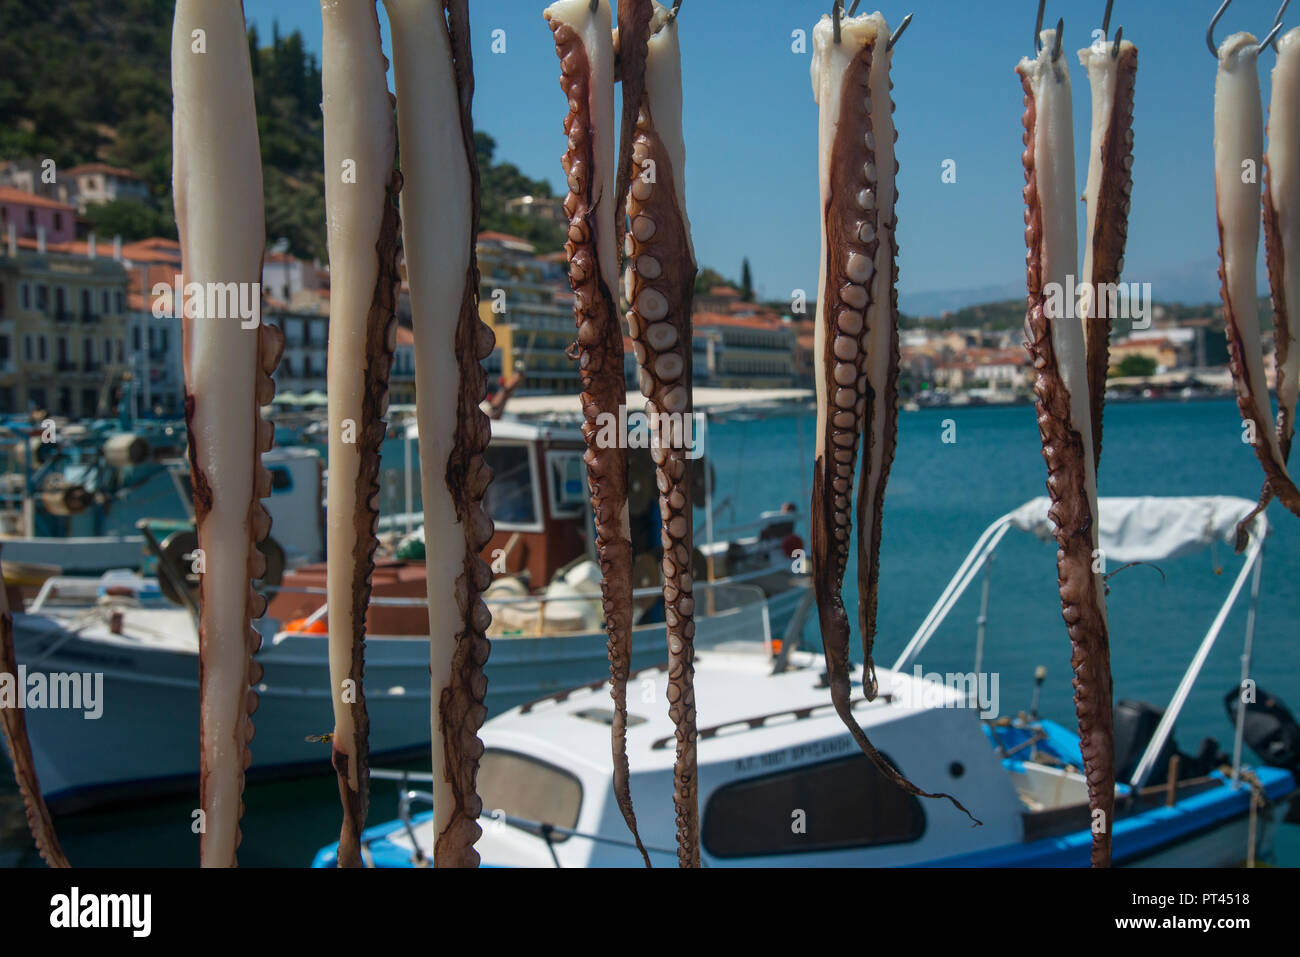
left=311, top=496, right=1299, bottom=868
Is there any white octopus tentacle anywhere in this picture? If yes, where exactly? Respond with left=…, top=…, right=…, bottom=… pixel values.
left=172, top=0, right=282, bottom=868
left=385, top=0, right=494, bottom=868
left=1215, top=32, right=1300, bottom=523
left=320, top=0, right=400, bottom=868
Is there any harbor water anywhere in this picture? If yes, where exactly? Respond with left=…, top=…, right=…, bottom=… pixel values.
left=2, top=397, right=1297, bottom=866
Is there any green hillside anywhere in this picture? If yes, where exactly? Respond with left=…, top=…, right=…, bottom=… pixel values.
left=0, top=0, right=564, bottom=259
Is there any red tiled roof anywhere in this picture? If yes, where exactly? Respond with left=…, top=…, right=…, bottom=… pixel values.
left=477, top=231, right=535, bottom=250
left=0, top=186, right=76, bottom=212
left=65, top=163, right=143, bottom=180
left=394, top=326, right=415, bottom=347
left=694, top=309, right=787, bottom=331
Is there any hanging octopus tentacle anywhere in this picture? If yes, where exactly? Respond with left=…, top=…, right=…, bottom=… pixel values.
left=1079, top=37, right=1137, bottom=471
left=320, top=0, right=402, bottom=870
left=1019, top=29, right=1115, bottom=868
left=548, top=0, right=644, bottom=860
left=1214, top=33, right=1300, bottom=543
left=1236, top=28, right=1300, bottom=549
left=624, top=0, right=697, bottom=868
left=439, top=0, right=495, bottom=869
left=608, top=0, right=656, bottom=867
left=0, top=585, right=69, bottom=867
left=854, top=23, right=900, bottom=703
left=172, top=0, right=281, bottom=868
left=385, top=0, right=493, bottom=868
left=811, top=10, right=978, bottom=825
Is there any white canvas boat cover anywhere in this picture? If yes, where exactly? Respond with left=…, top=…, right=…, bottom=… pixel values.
left=1007, top=496, right=1268, bottom=564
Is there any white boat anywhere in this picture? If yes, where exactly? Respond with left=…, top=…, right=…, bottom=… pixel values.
left=310, top=496, right=1299, bottom=868
left=0, top=445, right=324, bottom=576
left=2, top=417, right=813, bottom=809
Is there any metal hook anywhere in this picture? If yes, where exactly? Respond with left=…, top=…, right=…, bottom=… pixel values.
left=1208, top=0, right=1289, bottom=56
left=1265, top=0, right=1291, bottom=49
left=1112, top=24, right=1123, bottom=58
left=664, top=0, right=683, bottom=24
left=1033, top=1, right=1065, bottom=61
left=1101, top=0, right=1114, bottom=38
left=833, top=0, right=842, bottom=44
left=887, top=13, right=914, bottom=50
left=849, top=0, right=861, bottom=13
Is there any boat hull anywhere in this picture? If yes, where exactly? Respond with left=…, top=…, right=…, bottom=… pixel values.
left=4, top=581, right=803, bottom=810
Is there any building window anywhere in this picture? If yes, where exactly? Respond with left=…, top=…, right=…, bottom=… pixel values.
left=133, top=327, right=141, bottom=351
left=159, top=328, right=168, bottom=352
left=83, top=339, right=94, bottom=364
left=82, top=388, right=97, bottom=415
left=26, top=209, right=35, bottom=228
left=103, top=337, right=111, bottom=363
left=0, top=387, right=13, bottom=414
left=115, top=291, right=124, bottom=313
left=102, top=289, right=110, bottom=314
left=57, top=337, right=67, bottom=362
left=20, top=283, right=30, bottom=310
left=38, top=336, right=46, bottom=361
left=81, top=288, right=92, bottom=317
left=36, top=284, right=48, bottom=311
left=55, top=287, right=65, bottom=314
left=53, top=212, right=63, bottom=231
left=0, top=337, right=9, bottom=364
left=117, top=339, right=123, bottom=362
left=23, top=336, right=32, bottom=361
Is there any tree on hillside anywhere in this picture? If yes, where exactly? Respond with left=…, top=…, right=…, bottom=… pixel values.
left=740, top=257, right=753, bottom=301
left=1113, top=354, right=1157, bottom=377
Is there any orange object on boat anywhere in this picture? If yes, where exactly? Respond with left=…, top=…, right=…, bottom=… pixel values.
left=285, top=616, right=328, bottom=634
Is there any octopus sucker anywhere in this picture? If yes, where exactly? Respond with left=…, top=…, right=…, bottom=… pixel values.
left=621, top=0, right=696, bottom=867
left=385, top=0, right=493, bottom=868
left=1019, top=29, right=1114, bottom=867
left=548, top=0, right=649, bottom=864
left=1078, top=35, right=1137, bottom=470
left=811, top=10, right=977, bottom=825
left=320, top=0, right=401, bottom=869
left=853, top=11, right=900, bottom=704
left=0, top=585, right=69, bottom=867
left=172, top=0, right=279, bottom=867
left=1236, top=27, right=1300, bottom=546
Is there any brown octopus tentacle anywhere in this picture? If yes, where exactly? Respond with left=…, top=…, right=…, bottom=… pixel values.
left=610, top=0, right=656, bottom=868
left=432, top=0, right=495, bottom=869
left=624, top=0, right=697, bottom=868
left=1020, top=64, right=1115, bottom=868
left=811, top=15, right=978, bottom=825
left=0, top=588, right=69, bottom=867
left=548, top=3, right=642, bottom=863
left=855, top=53, right=899, bottom=703
left=1081, top=42, right=1137, bottom=471
left=333, top=178, right=402, bottom=868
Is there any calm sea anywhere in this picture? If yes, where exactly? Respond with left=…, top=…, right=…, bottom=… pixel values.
left=2, top=398, right=1297, bottom=866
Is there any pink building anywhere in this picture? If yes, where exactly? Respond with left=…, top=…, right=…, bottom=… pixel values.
left=0, top=186, right=77, bottom=244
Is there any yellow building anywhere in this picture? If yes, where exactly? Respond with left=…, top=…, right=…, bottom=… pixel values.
left=0, top=239, right=130, bottom=416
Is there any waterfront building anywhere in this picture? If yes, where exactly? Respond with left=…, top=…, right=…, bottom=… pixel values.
left=0, top=231, right=130, bottom=416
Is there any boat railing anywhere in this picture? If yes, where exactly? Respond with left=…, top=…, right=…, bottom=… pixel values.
left=888, top=499, right=1271, bottom=792
left=264, top=577, right=779, bottom=644
left=371, top=769, right=676, bottom=865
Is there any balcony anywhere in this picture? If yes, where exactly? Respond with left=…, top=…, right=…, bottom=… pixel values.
left=54, top=308, right=72, bottom=323
left=80, top=311, right=98, bottom=324
left=83, top=361, right=100, bottom=373
left=56, top=360, right=77, bottom=373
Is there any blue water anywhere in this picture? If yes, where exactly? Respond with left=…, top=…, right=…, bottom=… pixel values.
left=707, top=398, right=1299, bottom=865
left=2, top=398, right=1296, bottom=866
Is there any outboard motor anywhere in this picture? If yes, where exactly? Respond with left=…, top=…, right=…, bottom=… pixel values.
left=1113, top=699, right=1226, bottom=786
left=1224, top=686, right=1300, bottom=823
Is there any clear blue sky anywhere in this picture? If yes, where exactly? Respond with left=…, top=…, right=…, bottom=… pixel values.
left=247, top=1, right=1290, bottom=311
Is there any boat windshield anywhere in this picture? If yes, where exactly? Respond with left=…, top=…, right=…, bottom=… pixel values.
left=483, top=444, right=537, bottom=527
left=478, top=748, right=582, bottom=841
